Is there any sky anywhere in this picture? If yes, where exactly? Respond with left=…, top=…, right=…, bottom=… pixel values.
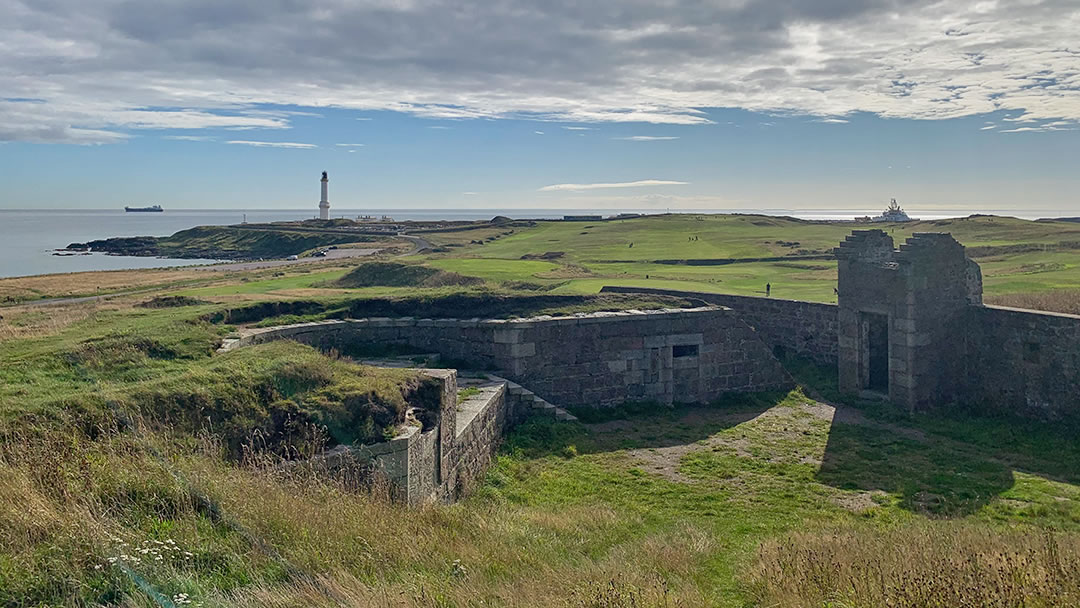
left=0, top=0, right=1078, bottom=215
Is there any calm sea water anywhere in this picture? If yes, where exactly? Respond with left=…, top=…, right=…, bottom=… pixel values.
left=0, top=207, right=1062, bottom=279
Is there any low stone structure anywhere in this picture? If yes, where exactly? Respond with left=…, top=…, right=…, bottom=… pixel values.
left=223, top=307, right=793, bottom=408
left=219, top=230, right=1080, bottom=505
left=599, top=287, right=839, bottom=365
left=219, top=307, right=794, bottom=504
left=606, top=230, right=1080, bottom=419
left=836, top=231, right=983, bottom=409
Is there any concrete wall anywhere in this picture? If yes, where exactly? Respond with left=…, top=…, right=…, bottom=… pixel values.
left=228, top=307, right=792, bottom=408
left=599, top=286, right=839, bottom=365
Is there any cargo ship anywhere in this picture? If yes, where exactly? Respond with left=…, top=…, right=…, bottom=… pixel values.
left=124, top=205, right=163, bottom=213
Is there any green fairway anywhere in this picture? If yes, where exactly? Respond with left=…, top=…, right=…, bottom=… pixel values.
left=419, top=214, right=1080, bottom=306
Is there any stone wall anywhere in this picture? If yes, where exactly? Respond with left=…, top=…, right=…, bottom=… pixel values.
left=836, top=231, right=981, bottom=410
left=965, top=306, right=1080, bottom=419
left=599, top=286, right=839, bottom=364
left=228, top=307, right=793, bottom=408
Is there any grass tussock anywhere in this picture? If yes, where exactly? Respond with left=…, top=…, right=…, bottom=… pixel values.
left=333, top=262, right=484, bottom=289
left=0, top=301, right=115, bottom=340
left=209, top=292, right=699, bottom=326
left=749, top=523, right=1080, bottom=608
left=139, top=295, right=208, bottom=308
left=986, top=289, right=1080, bottom=316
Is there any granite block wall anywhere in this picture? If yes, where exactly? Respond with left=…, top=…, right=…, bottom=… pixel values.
left=599, top=286, right=839, bottom=365
left=965, top=306, right=1080, bottom=419
left=230, top=307, right=793, bottom=407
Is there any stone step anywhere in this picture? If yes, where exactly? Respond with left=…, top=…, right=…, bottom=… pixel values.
left=484, top=374, right=576, bottom=424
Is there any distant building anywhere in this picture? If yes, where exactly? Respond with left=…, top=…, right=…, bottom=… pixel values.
left=319, top=171, right=330, bottom=220
left=563, top=215, right=603, bottom=221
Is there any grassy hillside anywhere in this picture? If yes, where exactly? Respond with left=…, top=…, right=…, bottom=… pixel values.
left=3, top=298, right=1078, bottom=606
left=20, top=214, right=1080, bottom=313
left=2, top=227, right=1080, bottom=606
left=420, top=215, right=1080, bottom=309
left=70, top=226, right=385, bottom=261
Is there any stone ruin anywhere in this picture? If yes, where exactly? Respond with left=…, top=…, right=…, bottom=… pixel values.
left=836, top=230, right=983, bottom=410
left=224, top=229, right=1080, bottom=503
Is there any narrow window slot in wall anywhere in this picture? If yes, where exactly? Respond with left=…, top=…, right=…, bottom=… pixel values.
left=673, top=344, right=699, bottom=358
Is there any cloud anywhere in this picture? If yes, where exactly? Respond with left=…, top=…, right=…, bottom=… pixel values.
left=335, top=143, right=365, bottom=147
left=226, top=140, right=317, bottom=149
left=614, top=135, right=679, bottom=141
left=563, top=126, right=594, bottom=131
left=816, top=118, right=849, bottom=124
left=462, top=191, right=478, bottom=195
left=164, top=135, right=214, bottom=141
left=2, top=0, right=1079, bottom=143
left=534, top=130, right=545, bottom=134
left=539, top=179, right=689, bottom=191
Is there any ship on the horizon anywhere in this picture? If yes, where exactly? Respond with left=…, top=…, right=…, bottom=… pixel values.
left=124, top=205, right=163, bottom=213
left=855, top=199, right=914, bottom=223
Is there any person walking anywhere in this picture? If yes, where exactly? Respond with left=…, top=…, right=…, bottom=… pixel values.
left=766, top=283, right=771, bottom=297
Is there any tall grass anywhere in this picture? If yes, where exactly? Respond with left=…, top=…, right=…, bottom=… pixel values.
left=749, top=523, right=1080, bottom=607
left=986, top=289, right=1080, bottom=316
left=0, top=421, right=712, bottom=607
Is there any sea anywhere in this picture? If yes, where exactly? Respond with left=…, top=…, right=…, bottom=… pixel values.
left=0, top=207, right=1065, bottom=279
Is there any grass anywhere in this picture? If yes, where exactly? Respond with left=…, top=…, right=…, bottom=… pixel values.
left=986, top=289, right=1080, bottom=315
left=332, top=262, right=483, bottom=288
left=418, top=214, right=1080, bottom=310
left=5, top=214, right=1080, bottom=605
left=2, top=301, right=1079, bottom=605
left=750, top=523, right=1080, bottom=607
left=0, top=267, right=213, bottom=304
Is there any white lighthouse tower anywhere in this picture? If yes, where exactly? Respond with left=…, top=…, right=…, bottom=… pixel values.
left=318, top=171, right=330, bottom=220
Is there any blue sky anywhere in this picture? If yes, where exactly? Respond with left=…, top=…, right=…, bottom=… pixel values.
left=1, top=0, right=1078, bottom=215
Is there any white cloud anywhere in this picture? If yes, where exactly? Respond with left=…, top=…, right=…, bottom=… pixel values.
left=563, top=126, right=594, bottom=130
left=539, top=179, right=689, bottom=191
left=335, top=143, right=365, bottom=147
left=226, top=140, right=317, bottom=149
left=462, top=191, right=478, bottom=195
left=534, top=130, right=545, bottom=134
left=164, top=135, right=214, bottom=141
left=614, top=135, right=679, bottom=141
left=816, top=118, right=849, bottom=124
left=2, top=0, right=1079, bottom=143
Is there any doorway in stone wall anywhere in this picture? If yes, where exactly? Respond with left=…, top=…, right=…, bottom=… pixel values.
left=862, top=312, right=889, bottom=392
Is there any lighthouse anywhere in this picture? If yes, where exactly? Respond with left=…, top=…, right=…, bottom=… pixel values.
left=318, top=171, right=330, bottom=220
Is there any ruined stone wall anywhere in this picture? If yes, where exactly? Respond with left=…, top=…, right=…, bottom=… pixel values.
left=965, top=306, right=1080, bottom=419
left=599, top=286, right=839, bottom=364
left=441, top=383, right=509, bottom=501
left=836, top=231, right=980, bottom=410
left=230, top=307, right=792, bottom=407
left=508, top=308, right=791, bottom=406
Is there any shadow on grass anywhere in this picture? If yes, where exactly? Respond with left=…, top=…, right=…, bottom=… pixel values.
left=505, top=392, right=782, bottom=459
left=501, top=355, right=1080, bottom=520
left=784, top=355, right=1080, bottom=518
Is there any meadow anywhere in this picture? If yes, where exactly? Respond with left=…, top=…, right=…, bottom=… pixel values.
left=2, top=213, right=1080, bottom=606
